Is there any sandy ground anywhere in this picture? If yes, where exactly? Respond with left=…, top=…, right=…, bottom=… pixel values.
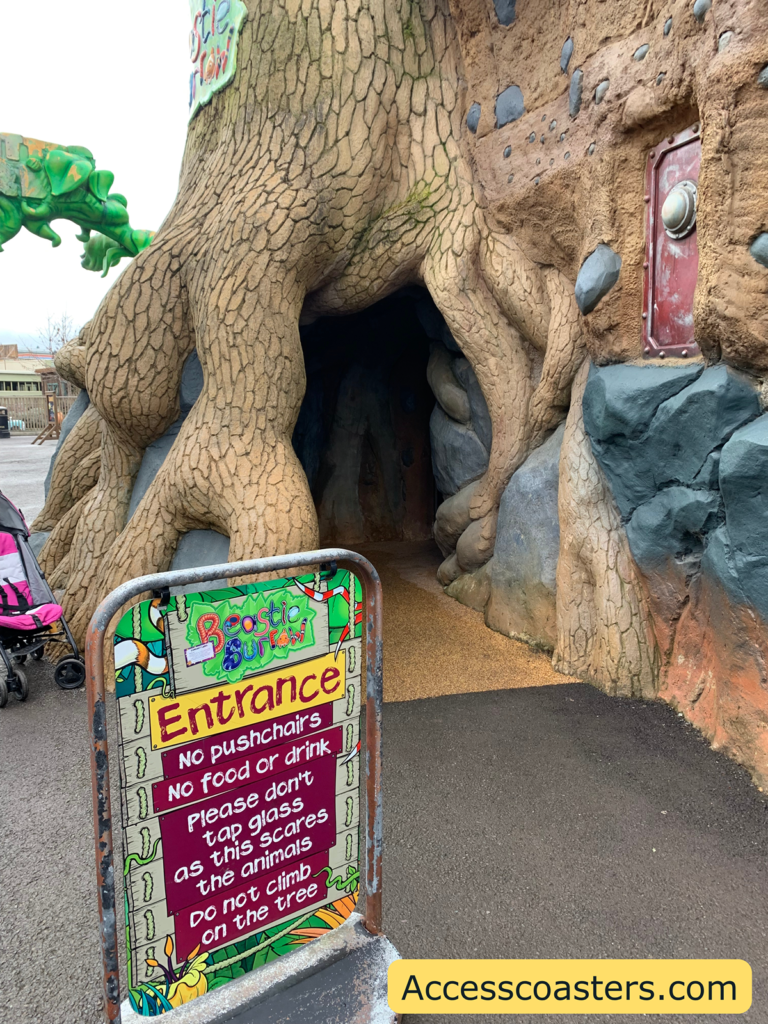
left=361, top=541, right=575, bottom=702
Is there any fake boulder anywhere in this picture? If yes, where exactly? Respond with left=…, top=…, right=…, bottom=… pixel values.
left=430, top=406, right=489, bottom=498
left=485, top=423, right=564, bottom=648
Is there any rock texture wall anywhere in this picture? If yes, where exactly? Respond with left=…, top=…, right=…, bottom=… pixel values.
left=582, top=361, right=768, bottom=782
left=35, top=0, right=768, bottom=784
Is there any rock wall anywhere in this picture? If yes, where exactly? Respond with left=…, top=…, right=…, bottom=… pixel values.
left=582, top=361, right=768, bottom=781
left=485, top=423, right=563, bottom=650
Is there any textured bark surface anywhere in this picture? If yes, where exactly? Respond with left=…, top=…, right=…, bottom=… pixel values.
left=41, top=0, right=585, bottom=645
left=35, top=0, right=768, bottom=797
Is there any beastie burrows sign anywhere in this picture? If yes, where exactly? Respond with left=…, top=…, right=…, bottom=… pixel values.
left=188, top=0, right=248, bottom=119
left=113, top=569, right=362, bottom=1016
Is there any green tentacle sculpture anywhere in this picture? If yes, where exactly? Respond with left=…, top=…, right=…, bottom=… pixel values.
left=0, top=133, right=154, bottom=276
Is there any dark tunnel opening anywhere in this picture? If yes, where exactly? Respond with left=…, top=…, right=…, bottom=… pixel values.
left=293, top=288, right=439, bottom=547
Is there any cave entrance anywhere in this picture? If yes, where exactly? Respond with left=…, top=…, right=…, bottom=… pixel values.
left=294, top=289, right=439, bottom=547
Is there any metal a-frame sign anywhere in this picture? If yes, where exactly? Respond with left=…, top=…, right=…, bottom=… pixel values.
left=85, top=549, right=396, bottom=1022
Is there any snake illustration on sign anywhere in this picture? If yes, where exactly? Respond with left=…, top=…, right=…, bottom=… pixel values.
left=113, top=568, right=362, bottom=1016
left=188, top=0, right=248, bottom=119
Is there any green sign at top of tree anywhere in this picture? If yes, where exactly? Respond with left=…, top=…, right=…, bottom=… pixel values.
left=0, top=133, right=154, bottom=276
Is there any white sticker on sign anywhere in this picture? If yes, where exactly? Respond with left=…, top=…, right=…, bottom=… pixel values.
left=184, top=641, right=215, bottom=667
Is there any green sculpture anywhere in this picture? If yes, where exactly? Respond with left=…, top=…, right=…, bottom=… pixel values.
left=0, top=133, right=154, bottom=276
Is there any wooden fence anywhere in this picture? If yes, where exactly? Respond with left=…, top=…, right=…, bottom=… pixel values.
left=0, top=393, right=79, bottom=434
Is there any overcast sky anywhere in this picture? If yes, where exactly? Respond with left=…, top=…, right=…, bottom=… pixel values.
left=1, top=3, right=191, bottom=344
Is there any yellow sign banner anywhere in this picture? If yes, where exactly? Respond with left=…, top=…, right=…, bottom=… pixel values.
left=388, top=960, right=752, bottom=1014
left=149, top=652, right=345, bottom=750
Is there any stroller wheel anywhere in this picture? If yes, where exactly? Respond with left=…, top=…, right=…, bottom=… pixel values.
left=0, top=675, right=7, bottom=708
left=54, top=658, right=86, bottom=690
left=14, top=654, right=27, bottom=664
left=32, top=648, right=44, bottom=661
left=11, top=667, right=28, bottom=701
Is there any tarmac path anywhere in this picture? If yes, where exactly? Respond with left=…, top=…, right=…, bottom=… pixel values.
left=2, top=444, right=768, bottom=1023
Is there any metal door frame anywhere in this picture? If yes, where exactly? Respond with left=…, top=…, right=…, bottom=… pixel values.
left=85, top=548, right=383, bottom=1022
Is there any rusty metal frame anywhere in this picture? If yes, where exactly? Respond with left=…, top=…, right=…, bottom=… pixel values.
left=85, top=548, right=384, bottom=1022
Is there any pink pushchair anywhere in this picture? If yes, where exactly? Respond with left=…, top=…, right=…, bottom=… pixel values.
left=0, top=489, right=85, bottom=705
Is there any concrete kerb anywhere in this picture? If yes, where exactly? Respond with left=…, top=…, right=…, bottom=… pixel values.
left=119, top=915, right=399, bottom=1023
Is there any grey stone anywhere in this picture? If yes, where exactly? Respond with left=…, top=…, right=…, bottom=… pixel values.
left=128, top=420, right=183, bottom=519
left=583, top=362, right=703, bottom=442
left=430, top=405, right=488, bottom=498
left=626, top=486, right=721, bottom=576
left=179, top=350, right=203, bottom=413
left=749, top=233, right=768, bottom=268
left=28, top=532, right=50, bottom=558
left=664, top=16, right=673, bottom=34
left=503, top=146, right=512, bottom=158
left=656, top=73, right=666, bottom=86
left=633, top=44, right=650, bottom=61
left=127, top=350, right=204, bottom=518
left=693, top=0, right=711, bottom=22
left=693, top=449, right=721, bottom=488
left=718, top=31, right=733, bottom=51
left=44, top=389, right=90, bottom=497
left=495, top=85, right=525, bottom=128
left=560, top=37, right=573, bottom=74
left=453, top=358, right=492, bottom=451
left=170, top=529, right=231, bottom=594
left=486, top=424, right=564, bottom=648
left=569, top=69, right=583, bottom=117
left=594, top=79, right=609, bottom=104
left=574, top=244, right=622, bottom=315
left=493, top=0, right=515, bottom=25
left=758, top=66, right=768, bottom=88
left=715, top=415, right=768, bottom=618
left=466, top=102, right=481, bottom=134
left=701, top=525, right=748, bottom=608
left=588, top=142, right=596, bottom=155
left=585, top=364, right=760, bottom=518
left=719, top=415, right=768, bottom=561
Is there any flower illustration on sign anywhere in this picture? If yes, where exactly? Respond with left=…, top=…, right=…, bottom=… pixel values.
left=185, top=592, right=317, bottom=684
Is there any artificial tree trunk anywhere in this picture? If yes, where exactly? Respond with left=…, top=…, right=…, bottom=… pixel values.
left=35, top=0, right=585, bottom=646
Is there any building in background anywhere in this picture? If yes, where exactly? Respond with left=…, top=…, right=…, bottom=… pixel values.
left=0, top=345, right=78, bottom=433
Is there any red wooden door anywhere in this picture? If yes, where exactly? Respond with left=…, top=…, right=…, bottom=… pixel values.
left=643, top=126, right=701, bottom=359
